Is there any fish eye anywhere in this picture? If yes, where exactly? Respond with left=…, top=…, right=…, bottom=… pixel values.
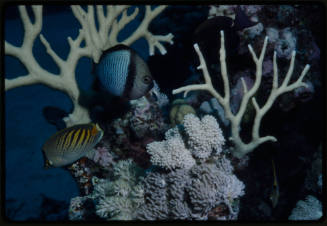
left=143, top=75, right=151, bottom=84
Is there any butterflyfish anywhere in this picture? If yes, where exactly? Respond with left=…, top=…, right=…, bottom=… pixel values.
left=94, top=44, right=154, bottom=100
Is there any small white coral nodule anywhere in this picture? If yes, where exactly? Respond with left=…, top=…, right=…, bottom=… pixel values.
left=146, top=128, right=196, bottom=170
left=183, top=114, right=225, bottom=159
left=146, top=113, right=226, bottom=170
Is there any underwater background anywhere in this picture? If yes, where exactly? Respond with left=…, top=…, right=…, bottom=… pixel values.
left=4, top=5, right=325, bottom=221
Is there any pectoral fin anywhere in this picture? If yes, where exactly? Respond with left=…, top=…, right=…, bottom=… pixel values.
left=84, top=148, right=96, bottom=160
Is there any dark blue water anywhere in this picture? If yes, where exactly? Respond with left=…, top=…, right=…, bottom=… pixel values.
left=4, top=5, right=148, bottom=220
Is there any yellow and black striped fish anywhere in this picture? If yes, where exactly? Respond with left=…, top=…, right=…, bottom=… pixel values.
left=42, top=123, right=104, bottom=168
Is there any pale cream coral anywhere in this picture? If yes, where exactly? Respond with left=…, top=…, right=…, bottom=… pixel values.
left=173, top=31, right=310, bottom=158
left=5, top=5, right=174, bottom=127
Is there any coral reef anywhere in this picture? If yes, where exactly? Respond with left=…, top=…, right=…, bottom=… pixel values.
left=288, top=195, right=322, bottom=220
left=91, top=147, right=115, bottom=169
left=69, top=159, right=145, bottom=220
left=68, top=158, right=95, bottom=196
left=68, top=112, right=244, bottom=221
left=5, top=5, right=323, bottom=221
left=129, top=96, right=168, bottom=140
left=147, top=113, right=225, bottom=170
left=97, top=87, right=169, bottom=168
left=183, top=114, right=225, bottom=159
left=137, top=158, right=244, bottom=220
left=169, top=99, right=196, bottom=126
left=5, top=5, right=174, bottom=127
left=147, top=127, right=196, bottom=170
left=141, top=113, right=244, bottom=220
left=93, top=159, right=144, bottom=220
left=173, top=30, right=310, bottom=159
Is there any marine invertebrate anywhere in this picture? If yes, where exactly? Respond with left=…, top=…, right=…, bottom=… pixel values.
left=92, top=146, right=114, bottom=168
left=183, top=114, right=225, bottom=159
left=146, top=127, right=196, bottom=170
left=146, top=113, right=225, bottom=169
left=137, top=158, right=244, bottom=220
left=73, top=159, right=145, bottom=220
left=5, top=5, right=174, bottom=127
left=68, top=158, right=95, bottom=195
left=149, top=81, right=169, bottom=108
left=68, top=196, right=90, bottom=220
left=294, top=80, right=315, bottom=103
left=275, top=28, right=297, bottom=59
left=208, top=5, right=236, bottom=20
left=173, top=31, right=310, bottom=158
left=169, top=99, right=196, bottom=126
left=137, top=172, right=169, bottom=220
left=142, top=113, right=243, bottom=220
left=199, top=98, right=230, bottom=127
left=187, top=163, right=244, bottom=220
left=288, top=195, right=322, bottom=220
left=129, top=94, right=168, bottom=139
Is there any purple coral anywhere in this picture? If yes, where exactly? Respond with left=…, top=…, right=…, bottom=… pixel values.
left=230, top=75, right=254, bottom=114
left=136, top=157, right=245, bottom=220
left=275, top=28, right=297, bottom=59
left=137, top=172, right=168, bottom=220
left=294, top=81, right=315, bottom=103
left=129, top=94, right=168, bottom=139
left=92, top=146, right=114, bottom=168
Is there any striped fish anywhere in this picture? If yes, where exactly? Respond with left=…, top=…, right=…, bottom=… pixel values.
left=94, top=44, right=154, bottom=100
left=42, top=123, right=104, bottom=168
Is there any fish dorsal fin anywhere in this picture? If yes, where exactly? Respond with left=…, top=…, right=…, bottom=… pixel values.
left=98, top=44, right=132, bottom=64
left=91, top=123, right=98, bottom=136
left=234, top=6, right=258, bottom=31
left=93, top=44, right=133, bottom=75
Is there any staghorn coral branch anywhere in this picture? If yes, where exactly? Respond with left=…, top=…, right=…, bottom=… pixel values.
left=6, top=4, right=173, bottom=127
left=172, top=43, right=224, bottom=104
left=123, top=5, right=174, bottom=55
left=172, top=31, right=310, bottom=159
left=249, top=50, right=310, bottom=149
left=39, top=34, right=65, bottom=68
left=236, top=36, right=268, bottom=125
left=19, top=6, right=42, bottom=50
left=6, top=5, right=91, bottom=126
left=5, top=6, right=90, bottom=126
left=71, top=5, right=173, bottom=62
left=108, top=7, right=139, bottom=47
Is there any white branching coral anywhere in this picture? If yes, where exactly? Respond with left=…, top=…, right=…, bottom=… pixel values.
left=147, top=128, right=196, bottom=170
left=183, top=114, right=225, bottom=159
left=5, top=5, right=174, bottom=127
left=173, top=31, right=310, bottom=159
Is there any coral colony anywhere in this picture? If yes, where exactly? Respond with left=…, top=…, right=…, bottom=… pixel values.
left=5, top=5, right=323, bottom=221
left=173, top=31, right=310, bottom=159
left=5, top=5, right=173, bottom=127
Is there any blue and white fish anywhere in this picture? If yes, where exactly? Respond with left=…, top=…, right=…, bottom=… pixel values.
left=94, top=44, right=154, bottom=100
